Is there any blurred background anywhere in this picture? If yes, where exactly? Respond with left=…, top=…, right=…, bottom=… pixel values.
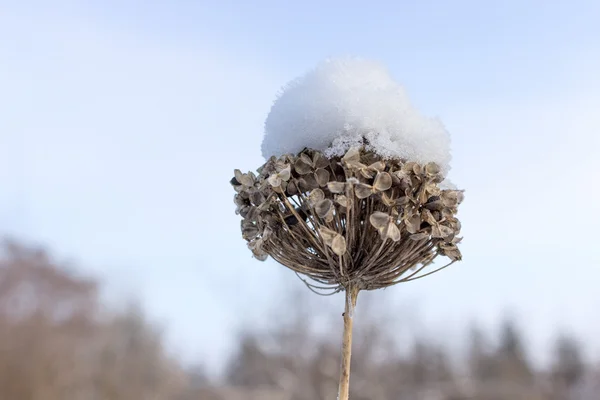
left=1, top=1, right=599, bottom=399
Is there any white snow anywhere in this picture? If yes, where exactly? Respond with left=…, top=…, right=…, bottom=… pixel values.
left=262, top=58, right=452, bottom=174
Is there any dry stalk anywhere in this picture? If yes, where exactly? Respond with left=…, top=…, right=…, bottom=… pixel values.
left=338, top=284, right=359, bottom=400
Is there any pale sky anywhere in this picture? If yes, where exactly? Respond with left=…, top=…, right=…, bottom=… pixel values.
left=1, top=0, right=600, bottom=373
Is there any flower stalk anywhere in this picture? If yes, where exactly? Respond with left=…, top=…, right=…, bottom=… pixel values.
left=338, top=284, right=359, bottom=400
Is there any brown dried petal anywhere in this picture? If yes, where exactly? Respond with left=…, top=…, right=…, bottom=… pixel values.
left=331, top=234, right=347, bottom=256
left=395, top=170, right=412, bottom=189
left=359, top=166, right=377, bottom=178
left=355, top=183, right=374, bottom=199
left=234, top=194, right=247, bottom=207
left=238, top=205, right=250, bottom=217
left=441, top=190, right=465, bottom=207
left=370, top=211, right=390, bottom=230
left=386, top=222, right=401, bottom=242
left=402, top=162, right=416, bottom=173
left=413, top=163, right=422, bottom=176
left=405, top=213, right=421, bottom=234
left=342, top=147, right=361, bottom=164
left=410, top=232, right=430, bottom=241
left=335, top=195, right=348, bottom=208
left=279, top=166, right=292, bottom=181
left=286, top=180, right=299, bottom=195
left=249, top=240, right=269, bottom=261
left=300, top=153, right=313, bottom=165
left=299, top=174, right=319, bottom=191
left=294, top=158, right=313, bottom=175
left=315, top=199, right=334, bottom=218
left=267, top=175, right=282, bottom=187
left=432, top=224, right=454, bottom=239
left=234, top=169, right=244, bottom=183
left=452, top=219, right=462, bottom=232
left=425, top=162, right=440, bottom=176
left=245, top=207, right=261, bottom=222
left=315, top=168, right=330, bottom=187
left=440, top=243, right=462, bottom=261
left=324, top=209, right=335, bottom=223
left=242, top=172, right=256, bottom=187
left=313, top=152, right=330, bottom=169
left=249, top=191, right=266, bottom=206
left=373, top=172, right=392, bottom=191
left=424, top=199, right=444, bottom=211
left=369, top=161, right=386, bottom=172
left=381, top=192, right=396, bottom=207
left=241, top=222, right=259, bottom=240
left=396, top=196, right=410, bottom=206
left=319, top=227, right=337, bottom=245
left=308, top=188, right=325, bottom=205
left=327, top=181, right=346, bottom=193
left=422, top=209, right=437, bottom=226
left=440, top=224, right=455, bottom=237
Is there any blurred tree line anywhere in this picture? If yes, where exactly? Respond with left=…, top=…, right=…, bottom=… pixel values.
left=0, top=238, right=597, bottom=400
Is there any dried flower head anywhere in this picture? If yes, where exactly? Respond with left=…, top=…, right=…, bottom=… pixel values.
left=230, top=146, right=464, bottom=294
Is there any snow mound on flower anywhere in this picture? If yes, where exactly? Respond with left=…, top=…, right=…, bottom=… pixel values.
left=262, top=58, right=452, bottom=174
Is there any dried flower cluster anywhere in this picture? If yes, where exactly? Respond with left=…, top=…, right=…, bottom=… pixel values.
left=231, top=147, right=463, bottom=293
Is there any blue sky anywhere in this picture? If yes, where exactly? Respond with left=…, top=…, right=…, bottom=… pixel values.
left=1, top=0, right=600, bottom=372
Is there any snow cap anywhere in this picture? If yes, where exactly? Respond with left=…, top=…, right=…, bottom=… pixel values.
left=262, top=58, right=452, bottom=174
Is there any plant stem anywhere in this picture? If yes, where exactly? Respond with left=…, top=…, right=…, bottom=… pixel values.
left=337, top=285, right=359, bottom=400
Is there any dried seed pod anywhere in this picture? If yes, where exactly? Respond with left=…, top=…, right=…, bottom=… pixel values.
left=319, top=227, right=347, bottom=256
left=409, top=232, right=430, bottom=241
left=241, top=220, right=260, bottom=240
left=295, top=151, right=331, bottom=187
left=424, top=195, right=444, bottom=211
left=335, top=195, right=348, bottom=208
left=267, top=165, right=292, bottom=187
left=327, top=181, right=347, bottom=194
left=373, top=172, right=392, bottom=191
left=315, top=199, right=334, bottom=218
left=231, top=146, right=464, bottom=291
left=355, top=183, right=374, bottom=199
left=425, top=162, right=440, bottom=177
left=439, top=243, right=462, bottom=261
left=404, top=213, right=422, bottom=234
left=298, top=174, right=320, bottom=192
left=369, top=211, right=401, bottom=242
left=308, top=188, right=325, bottom=205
